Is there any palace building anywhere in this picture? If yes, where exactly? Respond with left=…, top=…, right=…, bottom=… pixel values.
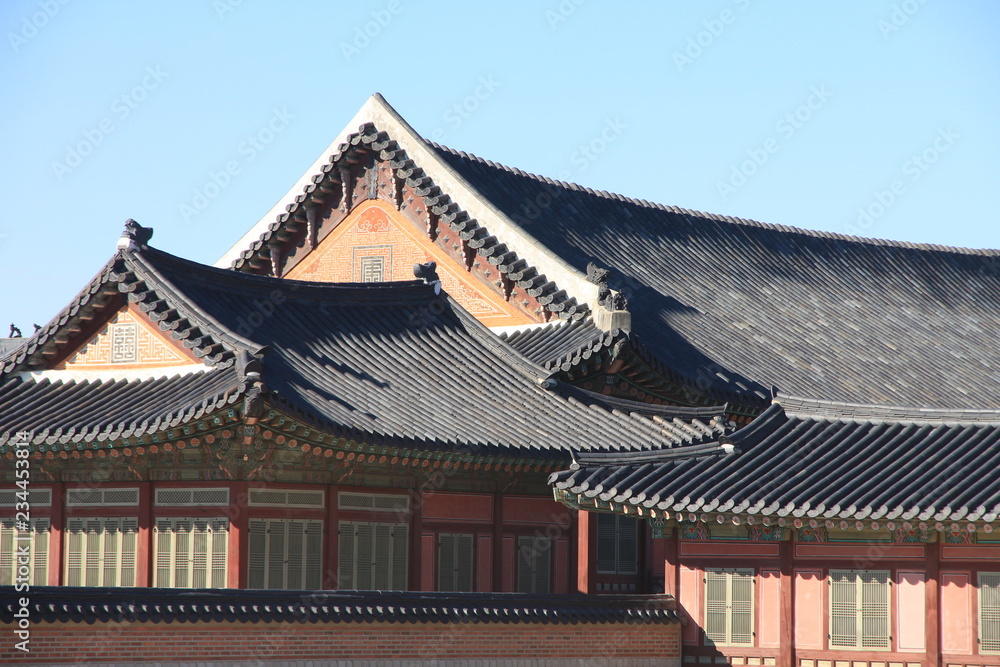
left=1, top=94, right=998, bottom=666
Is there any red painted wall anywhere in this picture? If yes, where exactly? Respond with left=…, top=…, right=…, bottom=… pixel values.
left=666, top=533, right=1000, bottom=666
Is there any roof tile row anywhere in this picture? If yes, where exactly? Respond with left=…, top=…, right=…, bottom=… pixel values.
left=1, top=587, right=679, bottom=626
left=550, top=396, right=1000, bottom=522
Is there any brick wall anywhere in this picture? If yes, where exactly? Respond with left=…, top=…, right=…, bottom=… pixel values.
left=1, top=620, right=681, bottom=664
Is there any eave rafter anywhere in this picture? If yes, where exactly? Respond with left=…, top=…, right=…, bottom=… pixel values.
left=253, top=407, right=567, bottom=475
left=6, top=401, right=565, bottom=489
left=554, top=488, right=1000, bottom=541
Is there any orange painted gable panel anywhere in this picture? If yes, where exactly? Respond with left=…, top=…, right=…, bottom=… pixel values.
left=285, top=200, right=534, bottom=328
left=59, top=305, right=198, bottom=369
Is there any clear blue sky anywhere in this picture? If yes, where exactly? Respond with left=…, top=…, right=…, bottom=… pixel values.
left=2, top=0, right=998, bottom=330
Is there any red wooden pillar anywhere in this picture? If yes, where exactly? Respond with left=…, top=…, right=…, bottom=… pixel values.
left=420, top=531, right=435, bottom=591
left=492, top=493, right=504, bottom=591
left=576, top=509, right=592, bottom=593
left=229, top=481, right=248, bottom=589
left=323, top=484, right=339, bottom=589
left=779, top=534, right=795, bottom=667
left=501, top=536, right=515, bottom=592
left=646, top=522, right=662, bottom=592
left=476, top=532, right=492, bottom=592
left=136, top=481, right=152, bottom=587
left=662, top=526, right=678, bottom=597
left=410, top=489, right=423, bottom=591
left=554, top=536, right=569, bottom=594
left=926, top=541, right=941, bottom=667
left=49, top=482, right=64, bottom=586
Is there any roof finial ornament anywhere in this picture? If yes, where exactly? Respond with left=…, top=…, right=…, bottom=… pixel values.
left=587, top=261, right=628, bottom=310
left=237, top=347, right=269, bottom=420
left=588, top=261, right=631, bottom=332
left=586, top=262, right=611, bottom=286
left=117, top=219, right=154, bottom=251
left=9, top=324, right=22, bottom=338
left=413, top=261, right=442, bottom=294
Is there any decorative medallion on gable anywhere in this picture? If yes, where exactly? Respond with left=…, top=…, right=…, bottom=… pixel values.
left=58, top=306, right=199, bottom=369
left=285, top=200, right=535, bottom=327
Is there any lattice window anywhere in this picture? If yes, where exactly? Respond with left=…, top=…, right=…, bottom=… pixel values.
left=339, top=492, right=409, bottom=513
left=438, top=533, right=474, bottom=592
left=360, top=256, right=385, bottom=283
left=338, top=521, right=408, bottom=590
left=829, top=570, right=890, bottom=650
left=65, top=517, right=138, bottom=587
left=516, top=536, right=551, bottom=594
left=981, top=572, right=1000, bottom=653
left=596, top=513, right=638, bottom=575
left=66, top=487, right=139, bottom=506
left=0, top=518, right=49, bottom=586
left=248, top=519, right=323, bottom=590
left=154, top=518, right=228, bottom=588
left=247, top=488, right=324, bottom=508
left=0, top=488, right=52, bottom=507
left=155, top=488, right=230, bottom=506
left=704, top=568, right=754, bottom=646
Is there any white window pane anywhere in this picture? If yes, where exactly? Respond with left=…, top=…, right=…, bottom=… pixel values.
left=980, top=573, right=1000, bottom=653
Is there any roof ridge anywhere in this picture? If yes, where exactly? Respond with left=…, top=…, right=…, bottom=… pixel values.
left=430, top=142, right=1000, bottom=257
left=444, top=291, right=552, bottom=382
left=147, top=246, right=431, bottom=303
left=1, top=254, right=120, bottom=377
left=223, top=103, right=597, bottom=322
left=776, top=394, right=1000, bottom=424
left=571, top=442, right=728, bottom=467
left=557, top=383, right=729, bottom=422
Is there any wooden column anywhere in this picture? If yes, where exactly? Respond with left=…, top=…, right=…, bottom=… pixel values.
left=492, top=493, right=503, bottom=591
left=323, top=484, right=339, bottom=589
left=926, top=540, right=941, bottom=667
left=136, top=481, right=152, bottom=587
left=779, top=534, right=795, bottom=667
left=576, top=509, right=592, bottom=593
left=662, top=526, right=678, bottom=597
left=49, top=482, right=64, bottom=586
left=420, top=531, right=436, bottom=591
left=229, top=481, right=248, bottom=589
left=409, top=489, right=423, bottom=591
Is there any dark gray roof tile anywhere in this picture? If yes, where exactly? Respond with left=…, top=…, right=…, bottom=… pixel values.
left=1, top=246, right=732, bottom=454
left=0, top=370, right=241, bottom=445
left=1, top=587, right=679, bottom=625
left=430, top=143, right=1000, bottom=409
left=550, top=396, right=1000, bottom=521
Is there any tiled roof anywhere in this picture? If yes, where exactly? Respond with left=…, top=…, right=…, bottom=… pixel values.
left=429, top=144, right=1000, bottom=409
left=549, top=395, right=1000, bottom=522
left=143, top=247, right=730, bottom=456
left=556, top=382, right=728, bottom=423
left=0, top=246, right=246, bottom=447
left=500, top=318, right=623, bottom=372
left=1, top=587, right=679, bottom=625
left=2, top=240, right=731, bottom=454
left=0, top=338, right=24, bottom=359
left=0, top=368, right=241, bottom=446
